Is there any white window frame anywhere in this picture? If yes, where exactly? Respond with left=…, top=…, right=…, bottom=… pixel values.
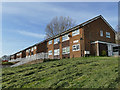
left=48, top=50, right=52, bottom=55
left=72, top=29, right=79, bottom=36
left=34, top=46, right=36, bottom=50
left=73, top=40, right=79, bottom=43
left=100, top=30, right=103, bottom=37
left=106, top=32, right=110, bottom=38
left=54, top=38, right=59, bottom=44
left=26, top=50, right=28, bottom=53
left=49, top=40, right=52, bottom=45
left=62, top=47, right=70, bottom=55
left=72, top=44, right=80, bottom=51
left=31, top=47, right=34, bottom=51
left=54, top=49, right=60, bottom=56
left=62, top=34, right=69, bottom=42
left=17, top=52, right=21, bottom=56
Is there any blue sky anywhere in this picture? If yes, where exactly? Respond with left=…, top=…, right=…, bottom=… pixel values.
left=2, top=2, right=118, bottom=56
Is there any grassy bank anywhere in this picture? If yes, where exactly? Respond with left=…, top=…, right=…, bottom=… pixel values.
left=2, top=57, right=119, bottom=88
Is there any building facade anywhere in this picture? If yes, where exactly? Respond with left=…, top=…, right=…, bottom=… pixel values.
left=10, top=15, right=119, bottom=60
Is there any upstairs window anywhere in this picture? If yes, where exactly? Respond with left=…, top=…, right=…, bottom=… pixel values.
left=72, top=29, right=79, bottom=36
left=34, top=46, right=36, bottom=50
left=106, top=32, right=110, bottom=38
left=54, top=49, right=60, bottom=56
left=17, top=52, right=22, bottom=56
left=49, top=40, right=52, bottom=45
left=26, top=50, right=29, bottom=53
left=100, top=30, right=103, bottom=37
left=72, top=44, right=80, bottom=51
left=62, top=34, right=69, bottom=42
left=31, top=47, right=34, bottom=51
left=48, top=50, right=52, bottom=55
left=62, top=47, right=70, bottom=54
left=54, top=38, right=59, bottom=44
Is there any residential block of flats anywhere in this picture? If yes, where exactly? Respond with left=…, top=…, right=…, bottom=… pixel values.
left=10, top=15, right=120, bottom=61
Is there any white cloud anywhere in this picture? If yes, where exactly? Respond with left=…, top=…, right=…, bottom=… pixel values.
left=2, top=0, right=119, bottom=2
left=3, top=2, right=117, bottom=29
left=17, top=30, right=46, bottom=38
left=2, top=2, right=117, bottom=26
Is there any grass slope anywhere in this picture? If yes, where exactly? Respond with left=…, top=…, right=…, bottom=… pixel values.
left=2, top=57, right=119, bottom=88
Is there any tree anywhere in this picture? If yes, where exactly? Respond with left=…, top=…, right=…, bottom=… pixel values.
left=115, top=25, right=120, bottom=44
left=1, top=55, right=10, bottom=60
left=45, top=16, right=76, bottom=38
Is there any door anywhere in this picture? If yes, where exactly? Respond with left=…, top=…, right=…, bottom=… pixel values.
left=108, top=44, right=112, bottom=56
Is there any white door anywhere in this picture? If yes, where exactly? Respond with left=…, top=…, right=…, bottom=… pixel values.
left=108, top=44, right=112, bottom=56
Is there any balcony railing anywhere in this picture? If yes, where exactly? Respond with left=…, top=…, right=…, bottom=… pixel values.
left=9, top=52, right=48, bottom=67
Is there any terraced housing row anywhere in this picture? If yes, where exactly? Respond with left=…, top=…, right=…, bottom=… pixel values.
left=10, top=15, right=120, bottom=61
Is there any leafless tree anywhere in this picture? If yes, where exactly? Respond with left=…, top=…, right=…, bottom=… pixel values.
left=1, top=55, right=10, bottom=60
left=115, top=25, right=120, bottom=44
left=45, top=16, right=76, bottom=38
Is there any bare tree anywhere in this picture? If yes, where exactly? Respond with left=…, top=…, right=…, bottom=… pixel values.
left=45, top=16, right=76, bottom=38
left=115, top=25, right=120, bottom=44
left=1, top=55, right=10, bottom=60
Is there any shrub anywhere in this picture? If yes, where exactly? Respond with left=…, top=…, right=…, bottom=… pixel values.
left=101, top=50, right=107, bottom=56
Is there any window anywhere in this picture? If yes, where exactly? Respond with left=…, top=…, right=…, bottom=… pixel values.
left=100, top=30, right=103, bottom=37
left=73, top=40, right=79, bottom=43
left=72, top=44, right=80, bottom=51
left=31, top=47, right=34, bottom=51
left=106, top=32, right=110, bottom=38
left=48, top=50, right=52, bottom=55
left=34, top=46, right=36, bottom=50
left=17, top=52, right=21, bottom=56
left=49, top=40, right=52, bottom=45
left=26, top=49, right=29, bottom=52
left=62, top=47, right=70, bottom=54
left=17, top=53, right=19, bottom=56
left=54, top=49, right=59, bottom=56
left=72, top=29, right=79, bottom=36
left=62, top=34, right=69, bottom=42
left=54, top=38, right=59, bottom=44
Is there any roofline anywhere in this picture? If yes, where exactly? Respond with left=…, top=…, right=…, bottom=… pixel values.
left=43, top=15, right=103, bottom=42
left=10, top=15, right=116, bottom=55
left=99, top=15, right=117, bottom=34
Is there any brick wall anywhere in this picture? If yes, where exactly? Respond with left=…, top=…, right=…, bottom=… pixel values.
left=83, top=18, right=115, bottom=55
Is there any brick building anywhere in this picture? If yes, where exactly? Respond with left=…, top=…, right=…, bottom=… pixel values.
left=10, top=15, right=119, bottom=60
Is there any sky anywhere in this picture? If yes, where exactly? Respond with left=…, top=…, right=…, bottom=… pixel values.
left=2, top=2, right=118, bottom=57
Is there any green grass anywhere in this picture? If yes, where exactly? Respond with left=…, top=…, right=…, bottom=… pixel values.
left=2, top=57, right=119, bottom=88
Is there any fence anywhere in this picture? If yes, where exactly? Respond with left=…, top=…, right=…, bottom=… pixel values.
left=9, top=52, right=48, bottom=67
